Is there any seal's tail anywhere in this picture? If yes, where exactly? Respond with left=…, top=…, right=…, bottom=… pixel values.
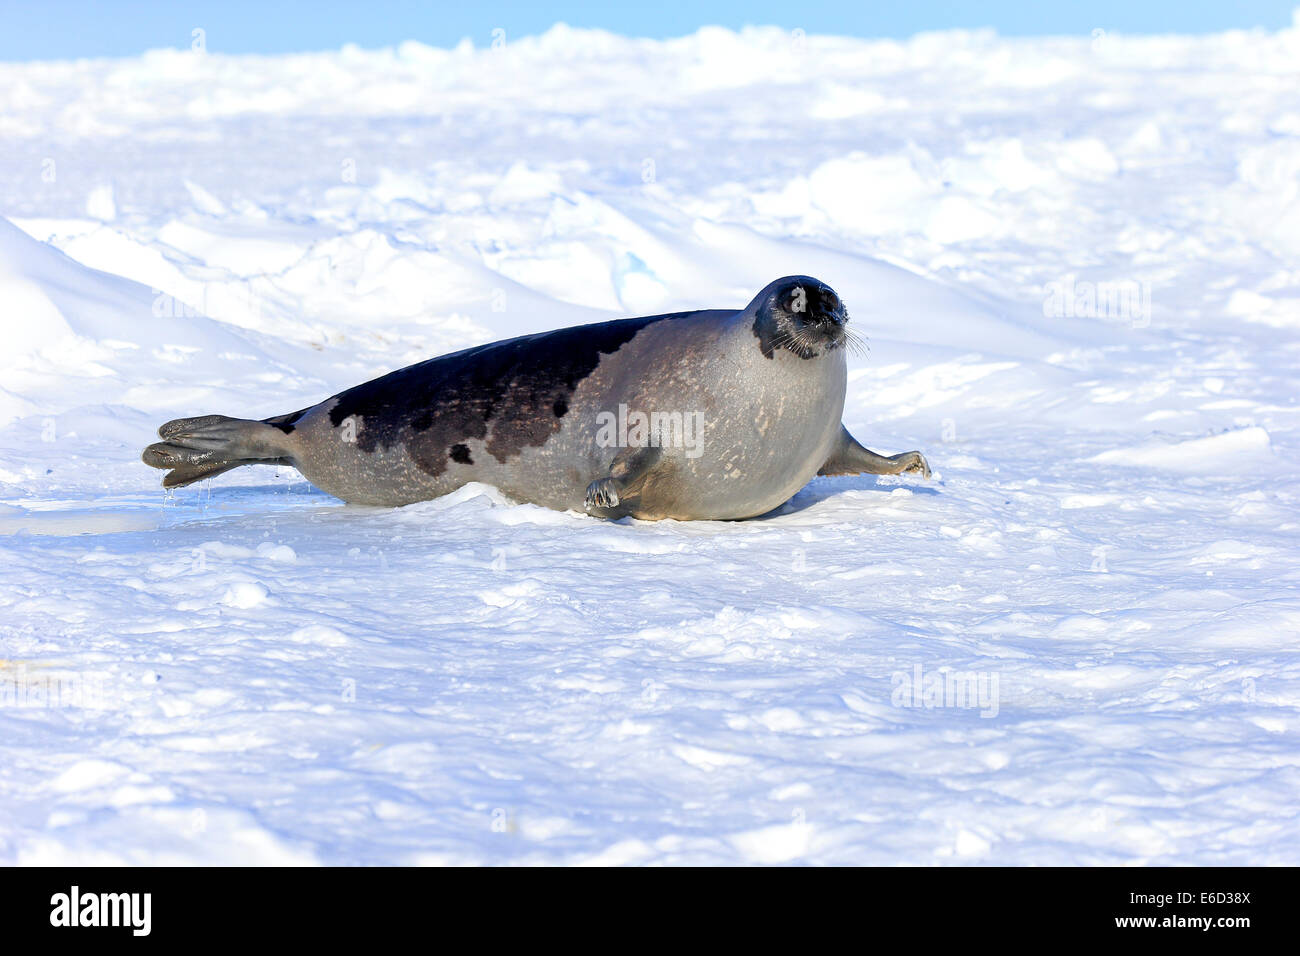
left=142, top=414, right=295, bottom=488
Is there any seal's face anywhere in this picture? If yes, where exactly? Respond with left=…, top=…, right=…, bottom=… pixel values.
left=751, top=276, right=853, bottom=360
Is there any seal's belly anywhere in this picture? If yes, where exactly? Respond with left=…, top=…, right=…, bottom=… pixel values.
left=631, top=389, right=843, bottom=519
left=615, top=341, right=847, bottom=520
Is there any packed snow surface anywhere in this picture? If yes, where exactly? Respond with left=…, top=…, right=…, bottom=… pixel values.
left=1, top=19, right=1299, bottom=864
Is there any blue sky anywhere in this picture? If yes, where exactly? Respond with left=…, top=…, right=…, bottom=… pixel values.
left=1, top=0, right=1296, bottom=61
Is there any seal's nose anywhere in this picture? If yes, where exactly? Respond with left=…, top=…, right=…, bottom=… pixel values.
left=808, top=287, right=846, bottom=327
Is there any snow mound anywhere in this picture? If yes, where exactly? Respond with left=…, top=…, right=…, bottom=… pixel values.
left=0, top=216, right=289, bottom=425
left=1090, top=426, right=1273, bottom=473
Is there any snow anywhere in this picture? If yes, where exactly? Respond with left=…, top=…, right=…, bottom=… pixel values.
left=2, top=18, right=1300, bottom=865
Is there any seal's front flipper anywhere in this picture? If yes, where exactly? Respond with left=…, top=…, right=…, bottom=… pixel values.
left=584, top=446, right=663, bottom=513
left=142, top=414, right=295, bottom=488
left=819, top=425, right=930, bottom=479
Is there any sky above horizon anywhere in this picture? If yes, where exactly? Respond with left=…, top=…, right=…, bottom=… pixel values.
left=1, top=0, right=1298, bottom=62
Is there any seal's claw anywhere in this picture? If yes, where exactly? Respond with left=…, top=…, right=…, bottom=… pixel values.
left=584, top=478, right=621, bottom=511
left=898, top=451, right=931, bottom=479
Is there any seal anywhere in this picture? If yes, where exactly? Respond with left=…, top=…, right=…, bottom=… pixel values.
left=142, top=276, right=930, bottom=520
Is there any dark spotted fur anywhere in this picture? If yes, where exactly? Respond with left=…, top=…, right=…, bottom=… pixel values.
left=324, top=311, right=699, bottom=478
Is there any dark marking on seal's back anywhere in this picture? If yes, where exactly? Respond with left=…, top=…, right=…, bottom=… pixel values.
left=326, top=311, right=699, bottom=477
left=263, top=406, right=310, bottom=434
left=449, top=443, right=473, bottom=464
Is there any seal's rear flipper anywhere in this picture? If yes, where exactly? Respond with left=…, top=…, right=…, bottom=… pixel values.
left=819, top=425, right=930, bottom=478
left=142, top=414, right=295, bottom=489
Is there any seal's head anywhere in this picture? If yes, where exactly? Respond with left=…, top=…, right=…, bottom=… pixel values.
left=749, top=275, right=853, bottom=360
